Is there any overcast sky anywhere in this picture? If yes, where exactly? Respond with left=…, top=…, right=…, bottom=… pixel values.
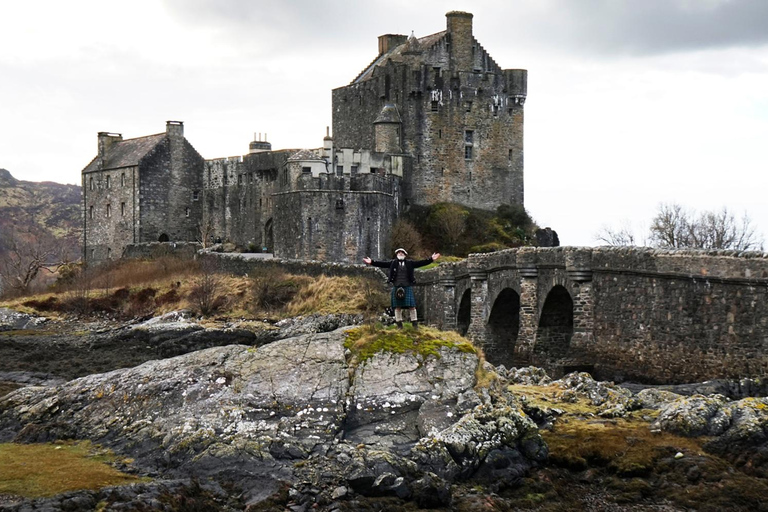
left=1, top=0, right=767, bottom=247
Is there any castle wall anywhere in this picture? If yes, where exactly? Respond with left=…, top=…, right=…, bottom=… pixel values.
left=82, top=165, right=139, bottom=262
left=416, top=247, right=768, bottom=383
left=137, top=137, right=204, bottom=244
left=273, top=173, right=401, bottom=262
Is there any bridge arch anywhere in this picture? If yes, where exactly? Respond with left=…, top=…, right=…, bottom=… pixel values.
left=533, top=285, right=574, bottom=364
left=485, top=287, right=520, bottom=368
left=457, top=289, right=471, bottom=336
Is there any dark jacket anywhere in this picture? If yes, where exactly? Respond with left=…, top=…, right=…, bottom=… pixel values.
left=369, top=257, right=433, bottom=285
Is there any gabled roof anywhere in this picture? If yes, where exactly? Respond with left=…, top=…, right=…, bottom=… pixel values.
left=82, top=133, right=166, bottom=173
left=352, top=30, right=447, bottom=84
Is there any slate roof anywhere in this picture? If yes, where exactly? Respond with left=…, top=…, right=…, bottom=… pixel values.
left=82, top=133, right=166, bottom=173
left=352, top=31, right=447, bottom=84
left=287, top=149, right=323, bottom=161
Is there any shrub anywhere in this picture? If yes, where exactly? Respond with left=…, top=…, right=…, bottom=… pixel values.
left=389, top=219, right=424, bottom=258
left=250, top=268, right=301, bottom=312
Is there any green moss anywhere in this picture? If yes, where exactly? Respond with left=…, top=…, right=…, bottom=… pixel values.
left=345, top=325, right=477, bottom=364
left=0, top=441, right=143, bottom=498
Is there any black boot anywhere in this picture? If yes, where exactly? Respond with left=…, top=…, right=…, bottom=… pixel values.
left=396, top=321, right=403, bottom=329
left=411, top=321, right=419, bottom=330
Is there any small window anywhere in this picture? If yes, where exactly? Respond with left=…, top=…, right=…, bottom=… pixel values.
left=192, top=190, right=199, bottom=201
left=89, top=177, right=94, bottom=190
left=465, top=130, right=474, bottom=144
left=351, top=165, right=358, bottom=174
left=465, top=101, right=472, bottom=112
left=107, top=248, right=112, bottom=259
left=121, top=173, right=125, bottom=187
left=106, top=175, right=111, bottom=188
left=464, top=146, right=473, bottom=159
left=121, top=202, right=126, bottom=217
left=431, top=101, right=439, bottom=112
left=302, top=167, right=312, bottom=174
left=438, top=129, right=442, bottom=139
left=336, top=165, right=343, bottom=175
left=185, top=207, right=190, bottom=217
left=335, top=198, right=344, bottom=210
left=90, top=249, right=95, bottom=259
left=508, top=149, right=513, bottom=163
left=106, top=204, right=111, bottom=218
left=89, top=205, right=94, bottom=219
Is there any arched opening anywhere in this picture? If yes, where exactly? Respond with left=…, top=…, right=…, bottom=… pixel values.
left=264, top=218, right=273, bottom=252
left=158, top=233, right=169, bottom=242
left=534, top=285, right=574, bottom=363
left=485, top=288, right=520, bottom=368
left=457, top=289, right=471, bottom=336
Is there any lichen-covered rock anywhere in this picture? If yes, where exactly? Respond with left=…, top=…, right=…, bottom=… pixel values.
left=635, top=388, right=683, bottom=409
left=504, top=366, right=552, bottom=386
left=0, top=307, right=47, bottom=331
left=554, top=372, right=641, bottom=416
left=346, top=346, right=478, bottom=447
left=0, top=326, right=546, bottom=509
left=652, top=394, right=732, bottom=436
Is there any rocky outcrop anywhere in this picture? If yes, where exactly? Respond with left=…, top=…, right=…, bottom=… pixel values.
left=0, top=327, right=546, bottom=509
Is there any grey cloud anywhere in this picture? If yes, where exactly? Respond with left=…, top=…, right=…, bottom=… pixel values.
left=508, top=0, right=768, bottom=55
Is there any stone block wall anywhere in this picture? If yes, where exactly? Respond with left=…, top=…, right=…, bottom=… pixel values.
left=415, top=247, right=768, bottom=383
left=82, top=166, right=139, bottom=262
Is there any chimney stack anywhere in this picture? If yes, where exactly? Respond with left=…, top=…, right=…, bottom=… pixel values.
left=378, top=34, right=408, bottom=55
left=97, top=132, right=122, bottom=158
left=166, top=120, right=184, bottom=138
left=446, top=11, right=474, bottom=71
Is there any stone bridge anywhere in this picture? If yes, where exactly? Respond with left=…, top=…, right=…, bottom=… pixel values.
left=415, top=247, right=768, bottom=384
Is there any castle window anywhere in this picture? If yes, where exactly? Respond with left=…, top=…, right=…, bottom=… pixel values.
left=431, top=101, right=439, bottom=112
left=465, top=101, right=472, bottom=112
left=90, top=248, right=95, bottom=259
left=106, top=204, right=111, bottom=218
left=508, top=149, right=513, bottom=163
left=193, top=190, right=199, bottom=201
left=464, top=130, right=474, bottom=160
left=438, top=129, right=442, bottom=139
left=432, top=67, right=441, bottom=81
left=121, top=173, right=126, bottom=187
left=336, top=165, right=343, bottom=175
left=185, top=207, right=190, bottom=217
left=302, top=167, right=311, bottom=174
left=89, top=177, right=94, bottom=190
left=106, top=175, right=111, bottom=188
left=89, top=205, right=93, bottom=219
left=335, top=198, right=344, bottom=210
left=107, top=248, right=112, bottom=259
left=351, top=165, right=358, bottom=174
left=121, top=202, right=126, bottom=217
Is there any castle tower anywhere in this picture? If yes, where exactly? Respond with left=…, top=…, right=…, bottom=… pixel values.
left=373, top=104, right=402, bottom=153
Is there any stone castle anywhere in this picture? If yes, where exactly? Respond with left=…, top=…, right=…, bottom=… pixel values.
left=81, top=12, right=527, bottom=263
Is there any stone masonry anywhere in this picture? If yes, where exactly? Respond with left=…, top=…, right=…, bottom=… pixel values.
left=414, top=246, right=768, bottom=384
left=82, top=12, right=527, bottom=264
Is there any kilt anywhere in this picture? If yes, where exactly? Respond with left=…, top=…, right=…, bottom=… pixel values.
left=391, top=285, right=416, bottom=308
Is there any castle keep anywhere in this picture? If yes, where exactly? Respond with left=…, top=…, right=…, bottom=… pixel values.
left=82, top=12, right=527, bottom=264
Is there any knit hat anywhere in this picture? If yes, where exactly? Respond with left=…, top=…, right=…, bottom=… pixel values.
left=394, top=248, right=408, bottom=256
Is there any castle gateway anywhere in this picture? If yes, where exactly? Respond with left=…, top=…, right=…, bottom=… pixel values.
left=82, top=12, right=526, bottom=264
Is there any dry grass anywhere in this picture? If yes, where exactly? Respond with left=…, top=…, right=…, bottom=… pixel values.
left=2, top=259, right=389, bottom=322
left=0, top=441, right=142, bottom=498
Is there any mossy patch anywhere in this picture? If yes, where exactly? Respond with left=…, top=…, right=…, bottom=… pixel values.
left=344, top=324, right=477, bottom=365
left=0, top=441, right=142, bottom=498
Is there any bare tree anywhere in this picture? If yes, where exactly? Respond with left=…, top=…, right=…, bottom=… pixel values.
left=428, top=203, right=468, bottom=255
left=0, top=232, right=66, bottom=295
left=595, top=221, right=642, bottom=246
left=197, top=211, right=215, bottom=249
left=600, top=203, right=763, bottom=251
left=389, top=219, right=424, bottom=257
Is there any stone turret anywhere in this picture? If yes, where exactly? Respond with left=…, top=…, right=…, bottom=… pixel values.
left=446, top=11, right=474, bottom=71
left=373, top=104, right=401, bottom=153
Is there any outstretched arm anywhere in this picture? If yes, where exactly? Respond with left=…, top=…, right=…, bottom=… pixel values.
left=364, top=257, right=391, bottom=268
left=413, top=252, right=441, bottom=268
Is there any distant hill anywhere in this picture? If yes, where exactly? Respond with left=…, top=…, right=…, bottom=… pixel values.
left=0, top=169, right=81, bottom=261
